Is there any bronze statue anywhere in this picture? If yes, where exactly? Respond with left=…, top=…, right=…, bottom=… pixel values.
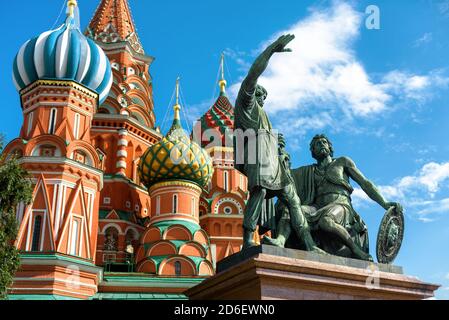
left=264, top=134, right=403, bottom=262
left=234, top=34, right=324, bottom=253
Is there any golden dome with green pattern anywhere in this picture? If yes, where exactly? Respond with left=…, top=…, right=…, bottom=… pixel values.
left=138, top=81, right=213, bottom=189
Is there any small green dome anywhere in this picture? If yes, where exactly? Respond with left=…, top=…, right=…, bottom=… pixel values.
left=138, top=83, right=213, bottom=189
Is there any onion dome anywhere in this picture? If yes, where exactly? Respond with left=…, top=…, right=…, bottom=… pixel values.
left=12, top=0, right=112, bottom=104
left=139, top=79, right=213, bottom=189
left=195, top=54, right=234, bottom=148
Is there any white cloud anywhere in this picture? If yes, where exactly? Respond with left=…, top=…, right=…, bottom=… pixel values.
left=437, top=0, right=449, bottom=16
left=228, top=2, right=449, bottom=139
left=223, top=48, right=251, bottom=73
left=382, top=70, right=449, bottom=102
left=231, top=2, right=391, bottom=117
left=445, top=273, right=449, bottom=280
left=413, top=32, right=433, bottom=47
left=184, top=100, right=212, bottom=124
left=396, top=162, right=449, bottom=195
left=351, top=162, right=449, bottom=222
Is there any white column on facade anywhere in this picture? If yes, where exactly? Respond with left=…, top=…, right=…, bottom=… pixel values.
left=116, top=129, right=128, bottom=176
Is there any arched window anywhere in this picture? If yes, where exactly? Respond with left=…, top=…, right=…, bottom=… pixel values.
left=73, top=113, right=80, bottom=139
left=224, top=171, right=229, bottom=192
left=191, top=197, right=195, bottom=215
left=125, top=229, right=138, bottom=246
left=70, top=219, right=80, bottom=256
left=27, top=111, right=34, bottom=136
left=213, top=223, right=221, bottom=235
left=104, top=227, right=118, bottom=251
left=31, top=215, right=42, bottom=251
left=111, top=62, right=120, bottom=71
left=173, top=194, right=178, bottom=214
left=72, top=150, right=92, bottom=166
left=131, top=96, right=145, bottom=106
left=175, top=261, right=182, bottom=276
left=99, top=105, right=117, bottom=114
left=129, top=83, right=143, bottom=91
left=156, top=196, right=161, bottom=215
left=39, top=144, right=57, bottom=157
left=131, top=112, right=147, bottom=126
left=48, top=108, right=57, bottom=134
left=225, top=224, right=232, bottom=236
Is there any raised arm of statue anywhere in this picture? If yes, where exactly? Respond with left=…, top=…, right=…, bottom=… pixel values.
left=343, top=157, right=403, bottom=213
left=239, top=34, right=295, bottom=107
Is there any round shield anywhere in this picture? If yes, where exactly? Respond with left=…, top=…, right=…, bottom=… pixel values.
left=376, top=206, right=404, bottom=264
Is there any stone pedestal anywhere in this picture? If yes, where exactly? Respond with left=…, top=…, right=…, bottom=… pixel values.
left=186, top=245, right=440, bottom=300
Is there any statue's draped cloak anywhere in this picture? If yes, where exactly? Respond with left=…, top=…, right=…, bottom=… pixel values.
left=234, top=88, right=289, bottom=232
left=234, top=89, right=290, bottom=192
left=292, top=165, right=315, bottom=206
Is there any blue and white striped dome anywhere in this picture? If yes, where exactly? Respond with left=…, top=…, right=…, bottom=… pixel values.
left=12, top=12, right=112, bottom=104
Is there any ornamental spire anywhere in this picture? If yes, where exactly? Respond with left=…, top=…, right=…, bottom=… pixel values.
left=67, top=0, right=78, bottom=17
left=174, top=77, right=181, bottom=121
left=218, top=53, right=227, bottom=96
left=167, top=77, right=183, bottom=136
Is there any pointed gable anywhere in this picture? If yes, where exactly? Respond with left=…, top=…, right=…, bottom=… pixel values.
left=16, top=176, right=56, bottom=251
left=224, top=241, right=234, bottom=257
left=56, top=180, right=93, bottom=259
left=105, top=209, right=120, bottom=220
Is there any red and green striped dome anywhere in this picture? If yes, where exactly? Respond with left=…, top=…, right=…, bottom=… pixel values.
left=196, top=94, right=234, bottom=149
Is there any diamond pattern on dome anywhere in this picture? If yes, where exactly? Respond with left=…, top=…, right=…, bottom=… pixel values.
left=195, top=95, right=235, bottom=148
left=139, top=127, right=213, bottom=189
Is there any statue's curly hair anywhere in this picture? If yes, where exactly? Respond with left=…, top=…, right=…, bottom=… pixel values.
left=310, top=134, right=334, bottom=159
left=255, top=84, right=267, bottom=98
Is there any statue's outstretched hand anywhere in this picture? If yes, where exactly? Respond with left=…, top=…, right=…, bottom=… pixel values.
left=268, top=34, right=295, bottom=54
left=384, top=202, right=403, bottom=214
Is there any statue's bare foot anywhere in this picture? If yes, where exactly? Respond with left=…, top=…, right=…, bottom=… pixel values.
left=311, top=246, right=328, bottom=255
left=352, top=246, right=373, bottom=261
left=262, top=236, right=285, bottom=247
left=365, top=254, right=374, bottom=262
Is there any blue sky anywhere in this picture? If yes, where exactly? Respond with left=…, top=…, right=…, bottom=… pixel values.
left=1, top=0, right=449, bottom=299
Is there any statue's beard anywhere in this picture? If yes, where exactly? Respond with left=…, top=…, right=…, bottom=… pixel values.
left=314, top=148, right=330, bottom=160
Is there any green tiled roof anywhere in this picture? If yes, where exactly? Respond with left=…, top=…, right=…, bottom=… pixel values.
left=7, top=294, right=82, bottom=300
left=143, top=240, right=209, bottom=252
left=99, top=209, right=148, bottom=226
left=93, top=292, right=187, bottom=300
left=19, top=253, right=98, bottom=268
left=99, top=209, right=133, bottom=221
left=102, top=274, right=205, bottom=284
left=189, top=256, right=208, bottom=269
left=152, top=219, right=201, bottom=234
left=145, top=255, right=208, bottom=271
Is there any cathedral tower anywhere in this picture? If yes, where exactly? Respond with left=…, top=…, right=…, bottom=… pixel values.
left=136, top=79, right=215, bottom=277
left=85, top=0, right=161, bottom=268
left=4, top=0, right=112, bottom=299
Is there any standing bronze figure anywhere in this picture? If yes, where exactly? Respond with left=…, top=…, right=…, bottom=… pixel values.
left=234, top=35, right=324, bottom=253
